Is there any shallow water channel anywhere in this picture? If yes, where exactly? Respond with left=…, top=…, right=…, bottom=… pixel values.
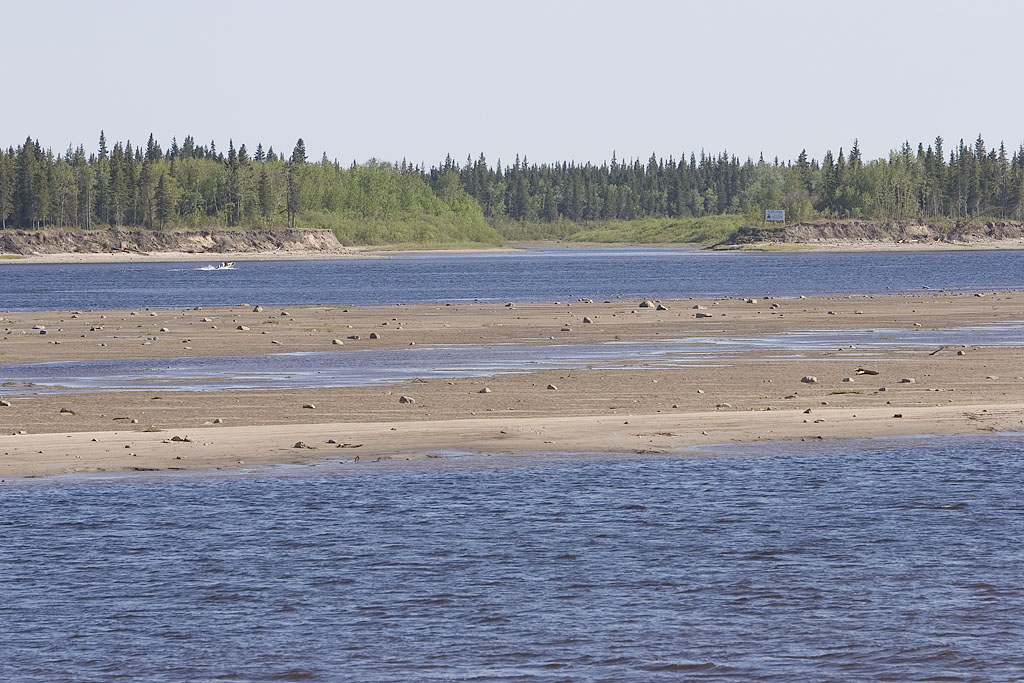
left=2, top=323, right=1021, bottom=393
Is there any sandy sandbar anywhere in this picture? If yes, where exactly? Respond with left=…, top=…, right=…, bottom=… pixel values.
left=2, top=292, right=1023, bottom=479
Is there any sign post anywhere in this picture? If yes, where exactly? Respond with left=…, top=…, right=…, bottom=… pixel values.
left=765, top=209, right=785, bottom=223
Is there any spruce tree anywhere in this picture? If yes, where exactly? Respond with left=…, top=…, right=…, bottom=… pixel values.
left=139, top=158, right=155, bottom=228
left=108, top=143, right=130, bottom=227
left=795, top=149, right=812, bottom=193
left=291, top=139, right=307, bottom=164
left=15, top=137, right=38, bottom=227
left=818, top=150, right=836, bottom=213
left=145, top=133, right=162, bottom=162
left=0, top=150, right=13, bottom=228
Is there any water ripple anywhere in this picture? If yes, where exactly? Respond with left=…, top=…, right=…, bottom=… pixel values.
left=2, top=437, right=1023, bottom=680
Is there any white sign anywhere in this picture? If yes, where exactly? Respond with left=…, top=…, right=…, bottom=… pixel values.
left=765, top=209, right=785, bottom=222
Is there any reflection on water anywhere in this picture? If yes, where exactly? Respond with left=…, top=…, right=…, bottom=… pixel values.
left=2, top=436, right=1023, bottom=680
left=2, top=323, right=1021, bottom=393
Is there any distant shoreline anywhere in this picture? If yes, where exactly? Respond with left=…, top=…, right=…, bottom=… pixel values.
left=3, top=221, right=1024, bottom=264
left=4, top=239, right=1024, bottom=264
left=510, top=239, right=1024, bottom=253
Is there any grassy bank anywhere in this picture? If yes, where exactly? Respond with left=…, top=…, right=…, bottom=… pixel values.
left=307, top=212, right=502, bottom=247
left=567, top=216, right=746, bottom=244
left=492, top=215, right=746, bottom=246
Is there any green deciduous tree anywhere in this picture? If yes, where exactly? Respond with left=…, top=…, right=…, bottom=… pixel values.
left=257, top=165, right=275, bottom=226
left=285, top=162, right=300, bottom=228
left=155, top=172, right=182, bottom=228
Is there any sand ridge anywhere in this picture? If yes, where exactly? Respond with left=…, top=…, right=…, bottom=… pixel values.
left=3, top=404, right=1022, bottom=480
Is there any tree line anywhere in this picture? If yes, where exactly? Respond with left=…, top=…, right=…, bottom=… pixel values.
left=441, top=136, right=1024, bottom=226
left=0, top=133, right=497, bottom=245
left=2, top=132, right=1024, bottom=237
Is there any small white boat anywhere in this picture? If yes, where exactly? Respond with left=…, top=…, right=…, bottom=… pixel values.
left=197, top=261, right=236, bottom=271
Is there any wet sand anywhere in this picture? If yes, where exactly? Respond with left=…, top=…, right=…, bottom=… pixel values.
left=2, top=292, right=1023, bottom=478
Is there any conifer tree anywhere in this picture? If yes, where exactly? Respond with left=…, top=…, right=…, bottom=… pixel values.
left=796, top=149, right=812, bottom=193
left=291, top=139, right=307, bottom=164
left=15, top=137, right=38, bottom=227
left=0, top=150, right=13, bottom=228
left=108, top=142, right=129, bottom=227
left=138, top=158, right=155, bottom=228
left=27, top=143, right=52, bottom=229
left=818, top=150, right=836, bottom=213
left=145, top=133, right=162, bottom=162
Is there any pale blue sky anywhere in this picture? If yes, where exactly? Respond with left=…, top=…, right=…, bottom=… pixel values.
left=3, top=0, right=1021, bottom=166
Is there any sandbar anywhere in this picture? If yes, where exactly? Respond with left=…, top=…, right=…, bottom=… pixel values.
left=2, top=292, right=1023, bottom=479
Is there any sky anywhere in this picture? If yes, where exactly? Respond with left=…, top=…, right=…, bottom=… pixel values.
left=3, top=0, right=1023, bottom=167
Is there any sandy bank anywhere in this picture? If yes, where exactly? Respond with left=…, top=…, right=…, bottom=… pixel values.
left=1, top=246, right=522, bottom=264
left=3, top=404, right=1022, bottom=480
left=1, top=250, right=369, bottom=265
left=510, top=239, right=1024, bottom=252
left=723, top=241, right=1024, bottom=253
left=0, top=228, right=355, bottom=263
left=727, top=219, right=1024, bottom=251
